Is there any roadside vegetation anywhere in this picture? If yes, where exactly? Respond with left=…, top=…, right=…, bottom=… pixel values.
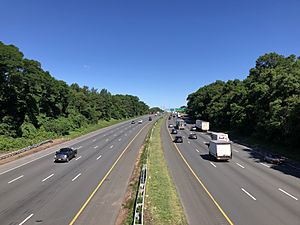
left=0, top=41, right=149, bottom=152
left=187, top=53, right=300, bottom=160
left=145, top=118, right=187, bottom=225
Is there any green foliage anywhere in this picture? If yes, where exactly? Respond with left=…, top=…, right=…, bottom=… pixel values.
left=0, top=41, right=149, bottom=151
left=149, top=107, right=163, bottom=113
left=187, top=52, right=300, bottom=147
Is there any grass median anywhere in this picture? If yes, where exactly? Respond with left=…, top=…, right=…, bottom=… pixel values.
left=145, top=118, right=187, bottom=225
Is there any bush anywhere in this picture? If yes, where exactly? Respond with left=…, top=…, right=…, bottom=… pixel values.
left=43, top=117, right=72, bottom=135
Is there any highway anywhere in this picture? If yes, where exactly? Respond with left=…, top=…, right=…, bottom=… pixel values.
left=163, top=117, right=300, bottom=225
left=0, top=115, right=158, bottom=225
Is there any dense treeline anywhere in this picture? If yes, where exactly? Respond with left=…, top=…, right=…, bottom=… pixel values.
left=187, top=53, right=300, bottom=146
left=0, top=41, right=149, bottom=144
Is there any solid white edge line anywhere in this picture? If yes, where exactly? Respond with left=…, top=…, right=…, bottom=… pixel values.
left=75, top=156, right=82, bottom=161
left=210, top=162, right=217, bottom=168
left=96, top=155, right=102, bottom=160
left=260, top=163, right=270, bottom=168
left=236, top=163, right=245, bottom=169
left=72, top=173, right=81, bottom=181
left=8, top=175, right=24, bottom=184
left=241, top=188, right=256, bottom=200
left=42, top=173, right=54, bottom=182
left=18, top=213, right=34, bottom=225
left=278, top=188, right=298, bottom=200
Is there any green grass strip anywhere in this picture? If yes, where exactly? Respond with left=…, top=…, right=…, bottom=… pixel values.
left=145, top=118, right=187, bottom=225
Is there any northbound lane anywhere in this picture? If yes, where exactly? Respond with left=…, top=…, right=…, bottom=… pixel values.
left=163, top=117, right=300, bottom=225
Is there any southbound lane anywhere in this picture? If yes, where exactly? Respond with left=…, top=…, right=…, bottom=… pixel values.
left=163, top=117, right=300, bottom=225
left=0, top=115, right=157, bottom=225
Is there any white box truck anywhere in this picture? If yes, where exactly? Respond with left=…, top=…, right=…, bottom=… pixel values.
left=195, top=120, right=209, bottom=132
left=209, top=140, right=232, bottom=161
left=176, top=119, right=185, bottom=130
left=211, top=132, right=230, bottom=142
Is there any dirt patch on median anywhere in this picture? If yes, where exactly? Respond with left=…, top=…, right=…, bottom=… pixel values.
left=115, top=142, right=146, bottom=225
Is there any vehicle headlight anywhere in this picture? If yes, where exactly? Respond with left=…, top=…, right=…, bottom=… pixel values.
left=54, top=155, right=57, bottom=158
left=63, top=155, right=67, bottom=158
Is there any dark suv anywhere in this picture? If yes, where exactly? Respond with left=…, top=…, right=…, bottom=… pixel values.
left=174, top=136, right=183, bottom=143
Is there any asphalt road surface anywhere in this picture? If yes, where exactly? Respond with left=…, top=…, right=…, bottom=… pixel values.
left=0, top=115, right=159, bottom=225
left=163, top=117, right=300, bottom=225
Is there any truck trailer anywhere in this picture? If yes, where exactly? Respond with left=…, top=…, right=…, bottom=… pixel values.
left=209, top=140, right=232, bottom=161
left=211, top=132, right=230, bottom=142
left=195, top=120, right=209, bottom=132
left=175, top=119, right=185, bottom=130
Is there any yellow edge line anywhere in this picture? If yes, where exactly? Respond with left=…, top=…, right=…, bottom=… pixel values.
left=69, top=122, right=149, bottom=225
left=165, top=119, right=234, bottom=225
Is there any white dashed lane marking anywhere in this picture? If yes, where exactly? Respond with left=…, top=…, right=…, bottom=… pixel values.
left=278, top=188, right=298, bottom=200
left=236, top=163, right=245, bottom=169
left=72, top=173, right=81, bottom=181
left=42, top=174, right=54, bottom=182
left=210, top=162, right=217, bottom=168
left=241, top=188, right=256, bottom=200
left=18, top=213, right=34, bottom=225
left=8, top=175, right=24, bottom=184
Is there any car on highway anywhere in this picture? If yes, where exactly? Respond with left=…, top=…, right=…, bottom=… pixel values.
left=174, top=135, right=183, bottom=143
left=171, top=128, right=178, bottom=134
left=54, top=147, right=77, bottom=162
left=131, top=120, right=135, bottom=124
left=188, top=132, right=197, bottom=139
left=149, top=116, right=152, bottom=121
left=264, top=154, right=286, bottom=164
left=138, top=119, right=143, bottom=124
left=168, top=124, right=174, bottom=128
left=190, top=126, right=197, bottom=131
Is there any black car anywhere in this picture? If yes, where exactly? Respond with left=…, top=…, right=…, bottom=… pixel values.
left=171, top=128, right=178, bottom=134
left=188, top=132, right=197, bottom=139
left=149, top=117, right=152, bottom=121
left=131, top=120, right=136, bottom=124
left=54, top=148, right=77, bottom=162
left=174, top=135, right=183, bottom=143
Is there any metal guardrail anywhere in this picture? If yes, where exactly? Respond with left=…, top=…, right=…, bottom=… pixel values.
left=133, top=164, right=147, bottom=225
left=0, top=139, right=53, bottom=160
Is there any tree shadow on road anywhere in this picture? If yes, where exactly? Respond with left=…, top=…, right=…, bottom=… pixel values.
left=235, top=144, right=300, bottom=179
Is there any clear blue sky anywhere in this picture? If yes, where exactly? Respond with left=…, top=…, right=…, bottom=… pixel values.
left=1, top=0, right=300, bottom=109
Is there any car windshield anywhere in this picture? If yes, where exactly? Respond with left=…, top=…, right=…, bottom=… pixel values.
left=59, top=148, right=70, bottom=153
